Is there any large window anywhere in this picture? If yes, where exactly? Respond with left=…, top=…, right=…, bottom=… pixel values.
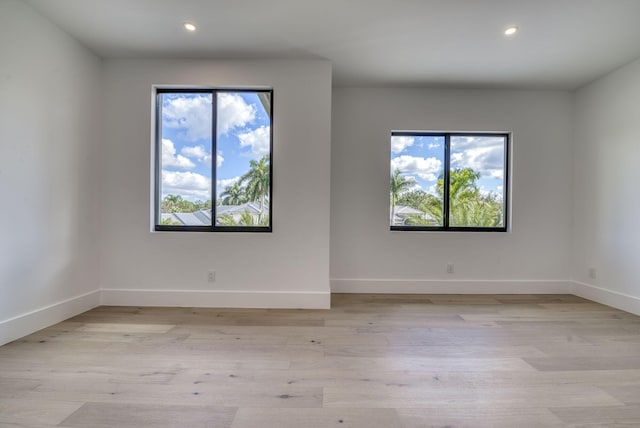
left=390, top=132, right=509, bottom=231
left=155, top=88, right=272, bottom=232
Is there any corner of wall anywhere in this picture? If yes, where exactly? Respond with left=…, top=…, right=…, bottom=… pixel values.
left=0, top=291, right=101, bottom=346
left=571, top=281, right=640, bottom=316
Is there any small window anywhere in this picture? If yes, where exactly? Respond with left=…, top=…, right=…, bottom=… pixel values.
left=155, top=88, right=272, bottom=232
left=390, top=132, right=509, bottom=232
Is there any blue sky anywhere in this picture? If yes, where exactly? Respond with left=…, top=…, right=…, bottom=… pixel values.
left=160, top=92, right=271, bottom=202
left=391, top=134, right=505, bottom=198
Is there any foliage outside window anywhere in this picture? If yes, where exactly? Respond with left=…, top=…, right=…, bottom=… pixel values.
left=390, top=132, right=509, bottom=231
left=155, top=88, right=272, bottom=232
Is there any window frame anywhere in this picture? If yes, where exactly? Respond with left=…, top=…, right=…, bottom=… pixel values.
left=154, top=87, right=273, bottom=233
left=390, top=131, right=510, bottom=233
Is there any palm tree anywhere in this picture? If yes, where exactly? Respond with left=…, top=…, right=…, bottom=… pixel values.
left=240, top=156, right=270, bottom=221
left=162, top=194, right=184, bottom=213
left=160, top=216, right=181, bottom=225
left=216, top=211, right=270, bottom=227
left=220, top=182, right=246, bottom=205
left=390, top=168, right=412, bottom=225
left=239, top=210, right=269, bottom=226
left=434, top=168, right=503, bottom=227
left=419, top=194, right=445, bottom=226
left=216, top=214, right=237, bottom=226
left=410, top=168, right=503, bottom=227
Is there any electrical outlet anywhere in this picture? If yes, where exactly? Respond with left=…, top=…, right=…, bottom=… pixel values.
left=207, top=270, right=216, bottom=282
left=588, top=267, right=597, bottom=279
left=447, top=263, right=454, bottom=274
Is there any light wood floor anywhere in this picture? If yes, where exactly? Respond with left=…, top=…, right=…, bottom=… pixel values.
left=2, top=294, right=640, bottom=427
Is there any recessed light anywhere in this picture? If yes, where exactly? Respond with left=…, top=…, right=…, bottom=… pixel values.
left=504, top=25, right=518, bottom=36
left=183, top=22, right=197, bottom=32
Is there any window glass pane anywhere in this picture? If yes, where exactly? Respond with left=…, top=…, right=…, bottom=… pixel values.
left=158, top=92, right=213, bottom=226
left=390, top=135, right=444, bottom=227
left=449, top=135, right=506, bottom=228
left=215, top=92, right=271, bottom=227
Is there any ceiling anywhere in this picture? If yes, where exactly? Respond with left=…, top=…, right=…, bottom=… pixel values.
left=24, top=0, right=640, bottom=89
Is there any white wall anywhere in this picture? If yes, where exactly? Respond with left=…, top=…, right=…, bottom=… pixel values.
left=3, top=0, right=638, bottom=347
left=0, top=0, right=102, bottom=345
left=331, top=87, right=574, bottom=293
left=572, top=58, right=640, bottom=314
left=100, top=59, right=332, bottom=308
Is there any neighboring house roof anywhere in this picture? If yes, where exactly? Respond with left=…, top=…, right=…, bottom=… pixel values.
left=394, top=206, right=424, bottom=216
left=173, top=212, right=205, bottom=225
left=217, top=202, right=265, bottom=216
left=391, top=205, right=434, bottom=225
left=161, top=202, right=268, bottom=226
left=160, top=212, right=205, bottom=226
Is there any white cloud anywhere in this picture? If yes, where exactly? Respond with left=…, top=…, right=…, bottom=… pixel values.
left=218, top=93, right=256, bottom=136
left=428, top=143, right=440, bottom=149
left=162, top=95, right=212, bottom=141
left=238, top=126, right=270, bottom=158
left=218, top=176, right=242, bottom=188
left=162, top=139, right=195, bottom=169
left=488, top=169, right=504, bottom=179
left=216, top=176, right=242, bottom=196
left=404, top=175, right=423, bottom=192
left=391, top=136, right=415, bottom=154
left=162, top=170, right=210, bottom=200
left=391, top=155, right=442, bottom=182
left=181, top=144, right=208, bottom=160
left=451, top=152, right=463, bottom=163
left=180, top=144, right=224, bottom=167
left=450, top=136, right=505, bottom=180
left=480, top=185, right=504, bottom=201
left=162, top=93, right=256, bottom=141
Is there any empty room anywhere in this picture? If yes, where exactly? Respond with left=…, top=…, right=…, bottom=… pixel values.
left=2, top=0, right=640, bottom=426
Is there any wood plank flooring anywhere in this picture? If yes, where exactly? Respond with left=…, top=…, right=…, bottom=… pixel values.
left=1, top=294, right=640, bottom=427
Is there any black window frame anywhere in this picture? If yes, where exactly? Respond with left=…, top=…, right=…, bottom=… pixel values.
left=154, top=87, right=273, bottom=233
left=390, top=131, right=509, bottom=233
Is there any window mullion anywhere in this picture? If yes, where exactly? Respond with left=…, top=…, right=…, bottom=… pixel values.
left=211, top=90, right=217, bottom=231
left=443, top=134, right=451, bottom=229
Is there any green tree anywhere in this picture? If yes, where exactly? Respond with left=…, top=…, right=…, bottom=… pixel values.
left=393, top=168, right=503, bottom=227
left=161, top=194, right=183, bottom=213
left=239, top=210, right=269, bottom=226
left=220, top=183, right=247, bottom=205
left=397, top=190, right=430, bottom=210
left=390, top=169, right=412, bottom=225
left=217, top=214, right=237, bottom=226
left=161, top=194, right=211, bottom=213
left=193, top=199, right=211, bottom=211
left=216, top=211, right=270, bottom=227
left=423, top=168, right=503, bottom=227
left=160, top=216, right=181, bottom=225
left=240, top=156, right=270, bottom=221
left=449, top=168, right=481, bottom=203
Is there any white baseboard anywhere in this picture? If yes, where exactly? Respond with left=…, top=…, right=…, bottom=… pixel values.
left=100, top=289, right=331, bottom=309
left=0, top=290, right=100, bottom=347
left=571, top=281, right=640, bottom=316
left=331, top=279, right=572, bottom=294
left=7, top=282, right=636, bottom=348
